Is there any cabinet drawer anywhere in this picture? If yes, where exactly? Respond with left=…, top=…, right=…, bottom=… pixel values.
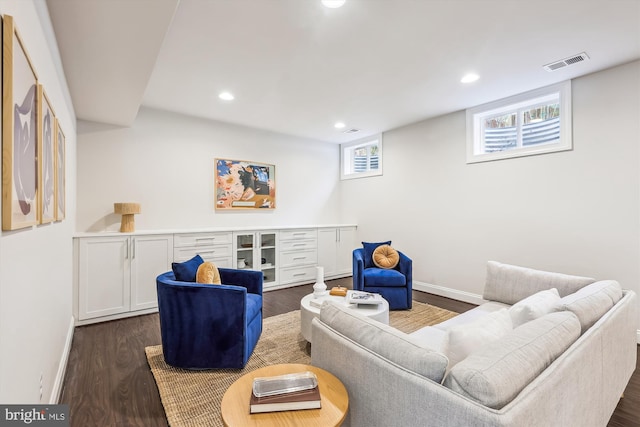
left=280, top=239, right=316, bottom=251
left=279, top=265, right=317, bottom=285
left=174, top=232, right=232, bottom=247
left=279, top=229, right=317, bottom=241
left=280, top=249, right=317, bottom=267
left=174, top=245, right=232, bottom=262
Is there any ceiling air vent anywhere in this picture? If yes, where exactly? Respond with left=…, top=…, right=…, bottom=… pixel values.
left=343, top=128, right=360, bottom=134
left=543, top=52, right=589, bottom=72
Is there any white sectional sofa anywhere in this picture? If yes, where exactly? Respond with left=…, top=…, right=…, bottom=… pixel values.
left=311, top=261, right=638, bottom=427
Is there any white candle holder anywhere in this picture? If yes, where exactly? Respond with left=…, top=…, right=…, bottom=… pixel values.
left=313, top=266, right=328, bottom=297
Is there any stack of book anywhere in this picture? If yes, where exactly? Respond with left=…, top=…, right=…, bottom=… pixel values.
left=346, top=290, right=384, bottom=305
left=249, top=372, right=321, bottom=414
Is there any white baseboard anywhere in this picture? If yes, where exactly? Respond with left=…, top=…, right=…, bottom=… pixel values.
left=51, top=315, right=75, bottom=403
left=413, top=280, right=485, bottom=306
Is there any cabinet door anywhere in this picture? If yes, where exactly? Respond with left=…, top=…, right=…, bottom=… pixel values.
left=336, top=227, right=356, bottom=274
left=259, top=231, right=278, bottom=287
left=317, top=228, right=339, bottom=277
left=78, top=236, right=130, bottom=320
left=234, top=232, right=256, bottom=270
left=130, top=235, right=174, bottom=311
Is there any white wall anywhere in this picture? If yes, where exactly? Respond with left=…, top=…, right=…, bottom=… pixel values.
left=0, top=1, right=76, bottom=403
left=341, top=60, right=640, bottom=330
left=76, top=107, right=341, bottom=232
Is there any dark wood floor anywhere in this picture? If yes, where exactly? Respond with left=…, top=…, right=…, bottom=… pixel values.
left=59, top=277, right=639, bottom=427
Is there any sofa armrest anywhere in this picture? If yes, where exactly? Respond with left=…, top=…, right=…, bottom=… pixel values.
left=219, top=268, right=263, bottom=295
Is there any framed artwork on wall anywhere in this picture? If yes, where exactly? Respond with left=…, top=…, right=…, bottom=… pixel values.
left=2, top=15, right=39, bottom=230
left=54, top=120, right=66, bottom=221
left=215, top=158, right=276, bottom=210
left=38, top=84, right=56, bottom=224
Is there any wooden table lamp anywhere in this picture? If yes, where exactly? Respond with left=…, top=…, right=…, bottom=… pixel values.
left=114, top=203, right=141, bottom=232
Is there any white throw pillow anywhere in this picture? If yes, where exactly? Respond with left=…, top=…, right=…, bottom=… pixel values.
left=443, top=308, right=512, bottom=369
left=508, top=288, right=561, bottom=328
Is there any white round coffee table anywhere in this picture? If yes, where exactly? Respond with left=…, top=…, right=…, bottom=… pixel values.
left=300, top=293, right=390, bottom=343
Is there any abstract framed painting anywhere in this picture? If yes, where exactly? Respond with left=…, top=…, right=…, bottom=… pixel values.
left=2, top=15, right=39, bottom=230
left=54, top=120, right=66, bottom=221
left=215, top=158, right=276, bottom=210
left=38, top=85, right=56, bottom=224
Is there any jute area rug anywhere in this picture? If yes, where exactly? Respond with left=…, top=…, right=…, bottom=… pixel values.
left=145, top=301, right=457, bottom=427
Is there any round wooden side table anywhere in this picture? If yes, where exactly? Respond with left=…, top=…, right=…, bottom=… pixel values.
left=221, top=363, right=349, bottom=427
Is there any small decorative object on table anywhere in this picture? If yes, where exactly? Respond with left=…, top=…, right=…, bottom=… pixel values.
left=313, top=266, right=328, bottom=297
left=113, top=203, right=141, bottom=232
left=346, top=290, right=384, bottom=305
left=330, top=286, right=348, bottom=296
left=250, top=372, right=321, bottom=413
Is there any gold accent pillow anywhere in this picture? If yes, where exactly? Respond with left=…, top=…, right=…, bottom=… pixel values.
left=196, top=261, right=221, bottom=285
left=372, top=245, right=399, bottom=269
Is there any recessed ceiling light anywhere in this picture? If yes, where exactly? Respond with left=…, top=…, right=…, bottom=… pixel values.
left=334, top=122, right=346, bottom=129
left=322, top=0, right=346, bottom=8
left=461, top=73, right=479, bottom=83
left=218, top=91, right=235, bottom=101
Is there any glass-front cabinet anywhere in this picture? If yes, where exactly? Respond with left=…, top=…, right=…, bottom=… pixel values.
left=233, top=231, right=278, bottom=288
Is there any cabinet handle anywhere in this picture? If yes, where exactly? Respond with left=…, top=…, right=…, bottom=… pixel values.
left=293, top=273, right=306, bottom=277
left=337, top=229, right=341, bottom=242
left=132, top=239, right=136, bottom=259
left=199, top=251, right=216, bottom=256
left=196, top=238, right=215, bottom=244
left=293, top=256, right=306, bottom=260
left=125, top=241, right=129, bottom=260
left=292, top=243, right=305, bottom=247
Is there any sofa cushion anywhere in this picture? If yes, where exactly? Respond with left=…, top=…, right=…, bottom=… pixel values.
left=319, top=301, right=449, bottom=383
left=443, top=309, right=512, bottom=368
left=433, top=301, right=510, bottom=331
left=408, top=326, right=447, bottom=352
left=171, top=254, right=204, bottom=282
left=246, top=294, right=262, bottom=324
left=362, top=241, right=391, bottom=268
left=443, top=311, right=580, bottom=409
left=372, top=244, right=400, bottom=269
left=509, top=288, right=560, bottom=327
left=363, top=268, right=406, bottom=287
left=554, top=280, right=623, bottom=334
left=483, top=261, right=595, bottom=304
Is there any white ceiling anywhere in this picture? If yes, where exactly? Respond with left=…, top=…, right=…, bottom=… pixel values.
left=47, top=0, right=640, bottom=143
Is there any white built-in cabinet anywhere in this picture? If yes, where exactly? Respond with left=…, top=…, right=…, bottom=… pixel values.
left=318, top=226, right=357, bottom=279
left=76, top=234, right=173, bottom=323
left=74, top=225, right=355, bottom=324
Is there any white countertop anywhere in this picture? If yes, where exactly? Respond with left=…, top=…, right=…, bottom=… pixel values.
left=74, top=224, right=357, bottom=238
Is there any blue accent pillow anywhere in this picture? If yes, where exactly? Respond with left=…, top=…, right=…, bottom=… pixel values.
left=362, top=241, right=392, bottom=269
left=172, top=254, right=204, bottom=282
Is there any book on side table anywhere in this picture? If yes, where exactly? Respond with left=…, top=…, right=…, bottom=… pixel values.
left=249, top=385, right=321, bottom=413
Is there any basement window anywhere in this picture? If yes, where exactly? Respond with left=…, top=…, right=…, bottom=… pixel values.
left=466, top=81, right=572, bottom=163
left=341, top=134, right=382, bottom=180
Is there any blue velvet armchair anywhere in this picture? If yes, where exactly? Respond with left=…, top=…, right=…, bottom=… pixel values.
left=353, top=248, right=412, bottom=310
left=156, top=268, right=263, bottom=369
